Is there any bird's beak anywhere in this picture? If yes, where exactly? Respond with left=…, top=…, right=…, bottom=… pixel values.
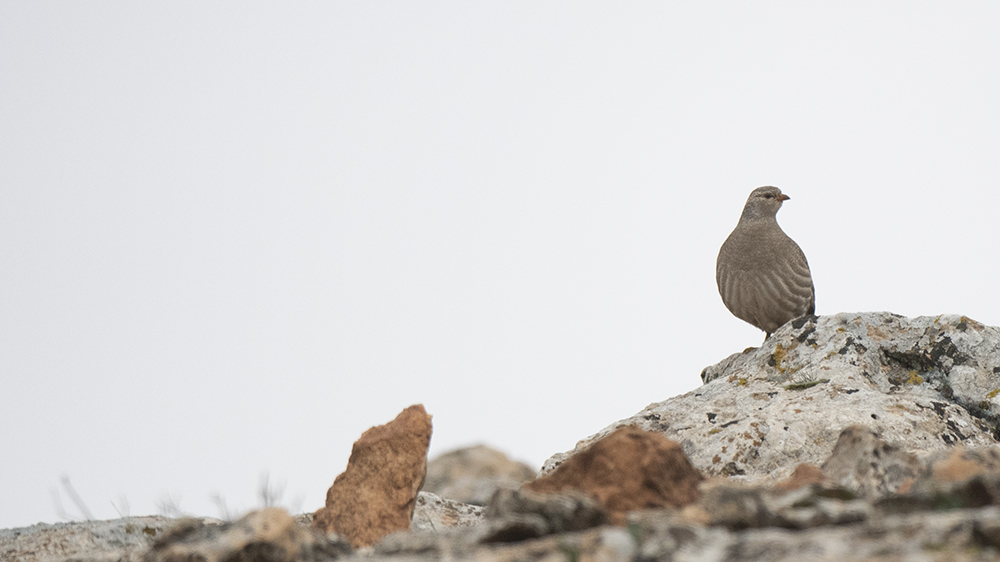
left=779, top=194, right=790, bottom=202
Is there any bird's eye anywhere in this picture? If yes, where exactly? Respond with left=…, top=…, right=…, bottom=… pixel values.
left=763, top=193, right=773, bottom=199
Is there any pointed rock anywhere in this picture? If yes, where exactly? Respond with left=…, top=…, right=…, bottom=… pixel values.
left=312, top=404, right=432, bottom=548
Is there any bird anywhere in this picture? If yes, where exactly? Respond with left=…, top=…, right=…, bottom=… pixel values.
left=716, top=186, right=815, bottom=340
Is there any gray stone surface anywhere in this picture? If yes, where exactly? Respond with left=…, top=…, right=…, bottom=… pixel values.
left=422, top=445, right=536, bottom=506
left=0, top=515, right=191, bottom=562
left=144, top=508, right=350, bottom=562
left=410, top=491, right=483, bottom=533
left=374, top=525, right=636, bottom=562
left=820, top=424, right=922, bottom=496
left=630, top=506, right=1000, bottom=562
left=480, top=488, right=608, bottom=542
left=543, top=313, right=1000, bottom=482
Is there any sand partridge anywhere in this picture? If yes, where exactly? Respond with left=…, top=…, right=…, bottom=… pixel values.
left=716, top=186, right=815, bottom=339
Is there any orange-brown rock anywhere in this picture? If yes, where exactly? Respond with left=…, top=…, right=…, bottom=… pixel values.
left=524, top=426, right=702, bottom=524
left=897, top=446, right=1000, bottom=495
left=927, top=446, right=1000, bottom=482
left=312, top=404, right=433, bottom=548
left=774, top=463, right=826, bottom=493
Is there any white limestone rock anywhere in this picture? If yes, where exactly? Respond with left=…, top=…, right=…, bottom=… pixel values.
left=0, top=516, right=191, bottom=562
left=411, top=491, right=484, bottom=533
left=542, top=313, right=1000, bottom=482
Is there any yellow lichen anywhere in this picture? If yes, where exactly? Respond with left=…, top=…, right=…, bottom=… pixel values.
left=907, top=371, right=924, bottom=385
left=772, top=344, right=788, bottom=373
left=987, top=389, right=1000, bottom=400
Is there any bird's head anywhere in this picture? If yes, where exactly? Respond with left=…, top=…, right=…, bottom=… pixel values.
left=741, top=185, right=789, bottom=221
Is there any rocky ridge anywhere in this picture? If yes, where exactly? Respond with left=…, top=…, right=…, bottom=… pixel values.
left=6, top=312, right=1000, bottom=562
left=543, top=313, right=1000, bottom=481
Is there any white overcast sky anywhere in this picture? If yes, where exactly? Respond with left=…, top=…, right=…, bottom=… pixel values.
left=2, top=2, right=1000, bottom=530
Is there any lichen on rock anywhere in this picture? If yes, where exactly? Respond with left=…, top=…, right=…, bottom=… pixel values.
left=544, top=313, right=1000, bottom=483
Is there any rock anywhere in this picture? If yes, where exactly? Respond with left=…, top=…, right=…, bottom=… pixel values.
left=374, top=489, right=609, bottom=556
left=877, top=445, right=1000, bottom=514
left=470, top=526, right=636, bottom=562
left=411, top=491, right=484, bottom=533
left=144, top=508, right=350, bottom=562
left=374, top=524, right=635, bottom=562
left=773, top=463, right=826, bottom=493
left=526, top=426, right=702, bottom=524
left=543, top=313, right=1000, bottom=482
left=372, top=492, right=485, bottom=557
left=922, top=445, right=1000, bottom=483
left=629, top=505, right=1000, bottom=562
left=312, top=404, right=433, bottom=548
left=877, top=473, right=1000, bottom=515
left=694, top=481, right=776, bottom=530
left=691, top=478, right=867, bottom=531
left=14, top=312, right=1000, bottom=562
left=479, top=488, right=608, bottom=542
left=376, top=477, right=1000, bottom=562
left=820, top=424, right=922, bottom=497
left=373, top=529, right=453, bottom=558
left=0, top=515, right=177, bottom=562
left=422, top=445, right=536, bottom=505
